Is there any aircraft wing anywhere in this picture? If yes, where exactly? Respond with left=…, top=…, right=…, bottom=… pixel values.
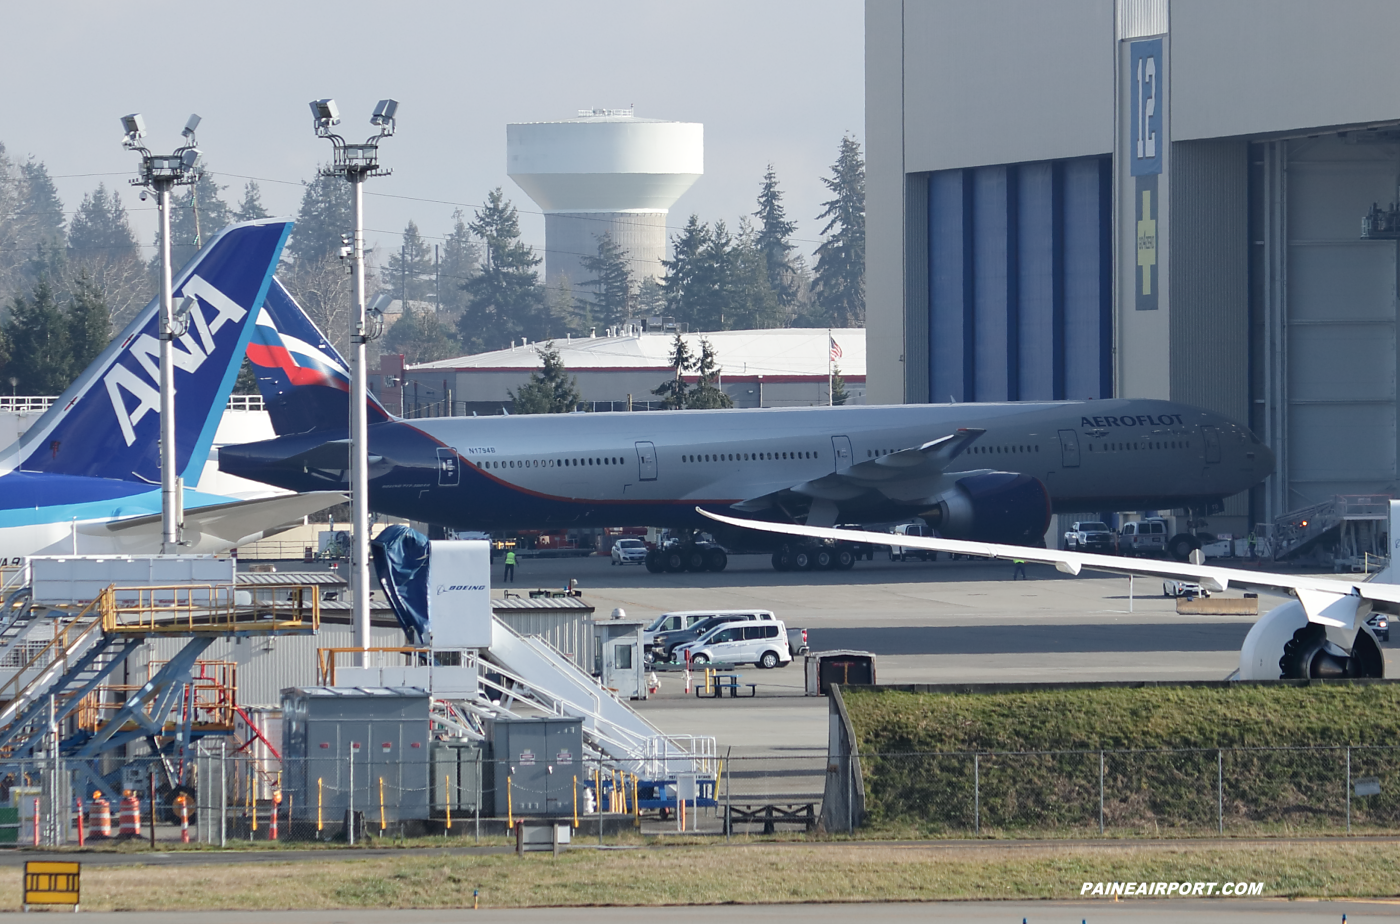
left=699, top=507, right=1400, bottom=629
left=91, top=491, right=346, bottom=549
left=730, top=428, right=985, bottom=525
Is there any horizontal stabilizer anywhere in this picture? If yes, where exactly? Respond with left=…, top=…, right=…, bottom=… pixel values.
left=89, top=491, right=346, bottom=551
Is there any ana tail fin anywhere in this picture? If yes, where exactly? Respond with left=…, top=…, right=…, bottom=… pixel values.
left=3, top=218, right=293, bottom=484
left=247, top=278, right=391, bottom=435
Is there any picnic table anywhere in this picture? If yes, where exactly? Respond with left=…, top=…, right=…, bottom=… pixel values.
left=695, top=671, right=757, bottom=698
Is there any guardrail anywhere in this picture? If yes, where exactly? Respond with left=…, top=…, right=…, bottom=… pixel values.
left=99, top=583, right=319, bottom=636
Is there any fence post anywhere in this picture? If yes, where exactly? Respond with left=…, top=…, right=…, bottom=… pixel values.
left=846, top=751, right=853, bottom=834
left=1217, top=749, right=1224, bottom=836
left=1099, top=750, right=1105, bottom=836
left=1346, top=746, right=1352, bottom=835
left=219, top=741, right=227, bottom=848
left=973, top=753, right=980, bottom=836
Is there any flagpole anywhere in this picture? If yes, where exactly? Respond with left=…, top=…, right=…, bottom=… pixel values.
left=817, top=329, right=828, bottom=408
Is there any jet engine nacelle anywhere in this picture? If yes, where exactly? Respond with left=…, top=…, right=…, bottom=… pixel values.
left=922, top=472, right=1051, bottom=546
left=1237, top=600, right=1385, bottom=680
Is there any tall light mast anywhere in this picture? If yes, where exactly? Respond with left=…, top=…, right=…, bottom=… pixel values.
left=310, top=98, right=397, bottom=663
left=122, top=112, right=203, bottom=553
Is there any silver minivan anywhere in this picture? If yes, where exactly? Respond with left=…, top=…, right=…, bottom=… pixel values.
left=676, top=619, right=793, bottom=669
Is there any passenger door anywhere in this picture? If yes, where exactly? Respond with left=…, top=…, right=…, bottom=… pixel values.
left=831, top=435, right=853, bottom=472
left=635, top=441, right=658, bottom=481
left=1203, top=426, right=1221, bottom=464
left=1058, top=429, right=1080, bottom=468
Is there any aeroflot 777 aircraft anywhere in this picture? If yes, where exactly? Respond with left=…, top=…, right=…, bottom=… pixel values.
left=221, top=288, right=1273, bottom=573
left=0, top=218, right=341, bottom=562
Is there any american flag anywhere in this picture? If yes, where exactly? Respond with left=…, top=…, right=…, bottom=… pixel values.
left=829, top=336, right=842, bottom=361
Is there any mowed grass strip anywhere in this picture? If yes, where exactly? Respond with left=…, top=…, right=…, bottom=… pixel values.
left=0, top=841, right=1395, bottom=910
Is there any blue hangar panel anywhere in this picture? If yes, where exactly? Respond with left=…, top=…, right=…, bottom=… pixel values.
left=925, top=155, right=1111, bottom=403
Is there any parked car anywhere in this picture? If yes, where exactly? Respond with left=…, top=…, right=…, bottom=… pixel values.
left=611, top=538, right=649, bottom=566
left=1065, top=521, right=1115, bottom=552
left=1163, top=579, right=1210, bottom=599
left=675, top=619, right=794, bottom=669
left=641, top=610, right=715, bottom=649
left=787, top=626, right=809, bottom=657
left=1367, top=613, right=1390, bottom=642
left=650, top=611, right=776, bottom=662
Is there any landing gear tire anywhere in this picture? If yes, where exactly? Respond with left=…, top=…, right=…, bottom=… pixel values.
left=772, top=548, right=792, bottom=571
left=759, top=651, right=780, bottom=669
left=835, top=548, right=857, bottom=570
left=1168, top=534, right=1199, bottom=562
left=684, top=548, right=707, bottom=572
left=793, top=548, right=816, bottom=571
left=706, top=548, right=728, bottom=572
left=664, top=550, right=686, bottom=573
left=645, top=550, right=664, bottom=573
left=815, top=548, right=836, bottom=570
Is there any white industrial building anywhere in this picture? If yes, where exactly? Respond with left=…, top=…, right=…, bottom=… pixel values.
left=390, top=326, right=866, bottom=416
left=507, top=109, right=703, bottom=293
left=866, top=0, right=1400, bottom=536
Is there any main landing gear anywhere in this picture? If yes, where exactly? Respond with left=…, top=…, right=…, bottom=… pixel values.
left=771, top=541, right=857, bottom=572
left=645, top=543, right=728, bottom=573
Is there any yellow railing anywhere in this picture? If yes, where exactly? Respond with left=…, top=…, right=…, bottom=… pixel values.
left=76, top=659, right=238, bottom=732
left=100, top=583, right=319, bottom=635
left=316, top=647, right=431, bottom=686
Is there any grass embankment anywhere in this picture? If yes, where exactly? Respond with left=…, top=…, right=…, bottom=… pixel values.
left=842, top=684, right=1400, bottom=836
left=6, top=841, right=1399, bottom=910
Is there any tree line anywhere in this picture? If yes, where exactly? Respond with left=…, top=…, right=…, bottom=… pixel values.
left=0, top=133, right=863, bottom=396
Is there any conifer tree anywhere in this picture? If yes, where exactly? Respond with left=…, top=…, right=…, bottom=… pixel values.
left=688, top=338, right=734, bottom=409
left=160, top=171, right=232, bottom=273
left=66, top=271, right=109, bottom=374
left=233, top=182, right=270, bottom=222
left=382, top=304, right=460, bottom=364
left=382, top=221, right=435, bottom=306
left=456, top=188, right=544, bottom=353
left=5, top=279, right=71, bottom=393
left=652, top=332, right=694, bottom=409
left=286, top=170, right=355, bottom=267
left=509, top=342, right=582, bottom=414
left=436, top=209, right=478, bottom=317
left=580, top=232, right=635, bottom=329
left=753, top=165, right=799, bottom=308
left=813, top=135, right=866, bottom=327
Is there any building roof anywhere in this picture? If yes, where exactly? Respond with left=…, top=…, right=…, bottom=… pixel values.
left=410, top=328, right=866, bottom=379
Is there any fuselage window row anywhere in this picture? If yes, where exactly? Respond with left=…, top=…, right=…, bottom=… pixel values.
left=477, top=456, right=622, bottom=470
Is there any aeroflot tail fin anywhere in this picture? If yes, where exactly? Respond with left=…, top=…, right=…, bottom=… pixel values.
left=3, top=218, right=293, bottom=483
left=247, top=278, right=392, bottom=435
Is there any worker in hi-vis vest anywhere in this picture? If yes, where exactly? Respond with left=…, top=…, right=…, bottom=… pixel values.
left=503, top=548, right=516, bottom=583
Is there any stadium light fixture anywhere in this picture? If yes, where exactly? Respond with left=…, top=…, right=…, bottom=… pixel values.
left=120, top=111, right=204, bottom=552
left=310, top=98, right=399, bottom=665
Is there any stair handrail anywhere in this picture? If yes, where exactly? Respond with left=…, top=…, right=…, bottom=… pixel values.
left=0, top=605, right=103, bottom=725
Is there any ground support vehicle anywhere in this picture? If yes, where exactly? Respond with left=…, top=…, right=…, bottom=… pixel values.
left=650, top=611, right=777, bottom=663
left=676, top=619, right=795, bottom=669
left=644, top=536, right=728, bottom=573
left=610, top=538, right=649, bottom=565
left=1064, top=521, right=1115, bottom=553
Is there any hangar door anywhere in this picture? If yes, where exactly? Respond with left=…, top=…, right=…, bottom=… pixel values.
left=1256, top=134, right=1400, bottom=521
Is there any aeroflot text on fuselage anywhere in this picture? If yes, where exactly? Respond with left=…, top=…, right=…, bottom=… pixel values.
left=1081, top=414, right=1185, bottom=428
left=103, top=274, right=248, bottom=446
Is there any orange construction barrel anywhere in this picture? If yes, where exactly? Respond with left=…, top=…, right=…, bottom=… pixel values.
left=88, top=793, right=111, bottom=839
left=117, top=792, right=141, bottom=837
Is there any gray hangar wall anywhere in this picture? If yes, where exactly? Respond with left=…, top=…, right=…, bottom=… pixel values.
left=868, top=0, right=1400, bottom=527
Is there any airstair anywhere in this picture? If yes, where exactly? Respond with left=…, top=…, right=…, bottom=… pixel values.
left=0, top=578, right=321, bottom=800
left=1273, top=494, right=1391, bottom=571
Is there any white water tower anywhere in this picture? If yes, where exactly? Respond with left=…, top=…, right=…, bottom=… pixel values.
left=507, top=109, right=703, bottom=293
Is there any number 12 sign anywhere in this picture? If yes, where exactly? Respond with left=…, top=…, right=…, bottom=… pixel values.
left=1130, top=38, right=1163, bottom=176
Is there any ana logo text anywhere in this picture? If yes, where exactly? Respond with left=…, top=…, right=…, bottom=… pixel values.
left=103, top=274, right=248, bottom=446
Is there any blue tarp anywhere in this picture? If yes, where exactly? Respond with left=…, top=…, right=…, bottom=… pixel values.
left=370, top=524, right=430, bottom=645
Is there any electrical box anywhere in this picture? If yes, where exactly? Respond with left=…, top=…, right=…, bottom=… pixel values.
left=804, top=650, right=877, bottom=695
left=280, top=687, right=430, bottom=826
left=431, top=739, right=485, bottom=814
left=485, top=716, right=582, bottom=818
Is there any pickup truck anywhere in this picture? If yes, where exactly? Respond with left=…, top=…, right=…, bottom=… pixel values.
left=1064, top=520, right=1115, bottom=553
left=787, top=626, right=809, bottom=657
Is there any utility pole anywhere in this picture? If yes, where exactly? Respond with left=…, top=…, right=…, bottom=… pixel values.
left=310, top=98, right=398, bottom=664
left=122, top=112, right=202, bottom=552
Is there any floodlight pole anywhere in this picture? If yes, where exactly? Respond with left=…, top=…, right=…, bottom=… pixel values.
left=312, top=100, right=396, bottom=665
left=123, top=116, right=201, bottom=553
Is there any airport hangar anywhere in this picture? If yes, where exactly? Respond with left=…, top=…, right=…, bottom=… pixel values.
left=865, top=0, right=1400, bottom=540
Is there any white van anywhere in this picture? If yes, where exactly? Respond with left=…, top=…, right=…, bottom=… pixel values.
left=1119, top=518, right=1168, bottom=556
left=642, top=609, right=776, bottom=649
left=890, top=523, right=935, bottom=562
left=675, top=619, right=793, bottom=669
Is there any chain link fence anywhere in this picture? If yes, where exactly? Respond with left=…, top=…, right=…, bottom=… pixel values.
left=860, top=745, right=1400, bottom=836
left=2, top=745, right=1396, bottom=845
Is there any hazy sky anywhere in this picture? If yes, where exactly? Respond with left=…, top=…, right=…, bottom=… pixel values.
left=4, top=1, right=863, bottom=271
